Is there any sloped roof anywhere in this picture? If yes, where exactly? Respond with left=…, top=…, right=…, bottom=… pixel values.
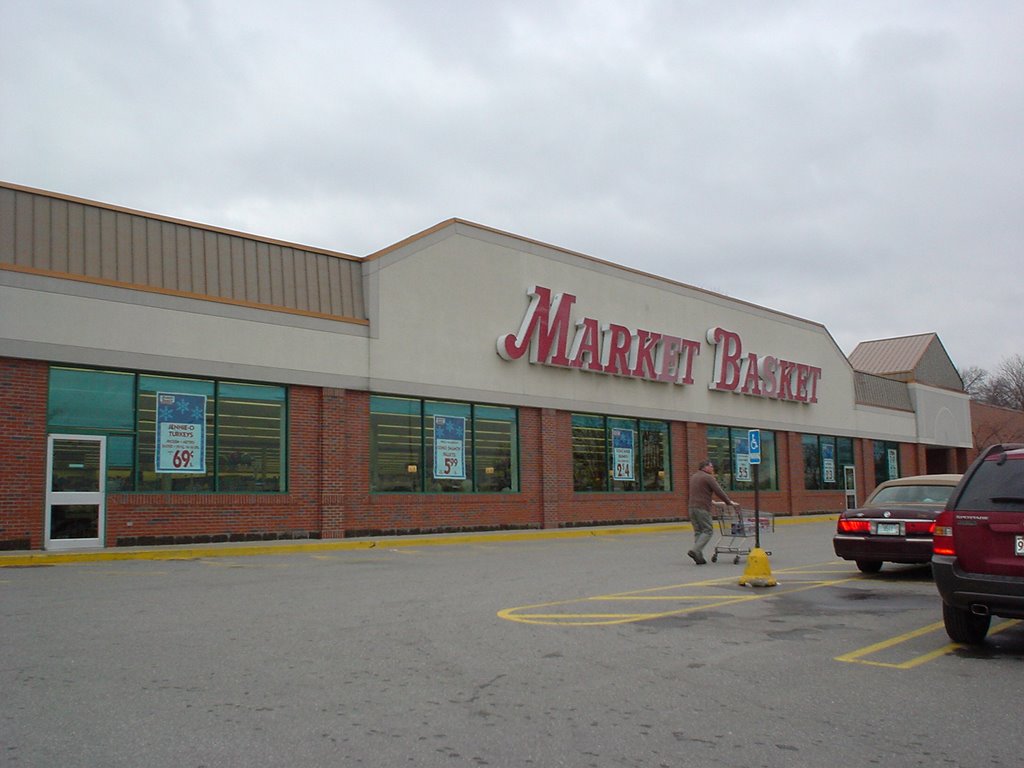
left=849, top=333, right=963, bottom=391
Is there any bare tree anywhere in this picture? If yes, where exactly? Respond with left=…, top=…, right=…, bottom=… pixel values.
left=960, top=365, right=988, bottom=397
left=965, top=355, right=1024, bottom=411
left=994, top=354, right=1024, bottom=410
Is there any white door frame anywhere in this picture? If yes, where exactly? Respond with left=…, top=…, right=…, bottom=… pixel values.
left=45, top=434, right=106, bottom=550
left=843, top=464, right=857, bottom=510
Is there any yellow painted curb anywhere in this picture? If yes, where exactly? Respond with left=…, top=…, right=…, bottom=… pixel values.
left=0, top=514, right=837, bottom=567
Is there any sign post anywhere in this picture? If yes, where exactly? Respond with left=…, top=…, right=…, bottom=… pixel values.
left=739, top=428, right=776, bottom=587
left=748, top=429, right=761, bottom=548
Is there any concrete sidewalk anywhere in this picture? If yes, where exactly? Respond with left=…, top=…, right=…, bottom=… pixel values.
left=0, top=514, right=837, bottom=566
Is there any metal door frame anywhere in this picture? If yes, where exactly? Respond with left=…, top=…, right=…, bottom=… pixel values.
left=45, top=434, right=106, bottom=550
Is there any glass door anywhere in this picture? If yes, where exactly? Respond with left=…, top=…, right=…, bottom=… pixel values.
left=45, top=435, right=106, bottom=550
left=843, top=464, right=857, bottom=510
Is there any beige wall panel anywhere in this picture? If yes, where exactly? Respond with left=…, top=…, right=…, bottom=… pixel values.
left=203, top=230, right=218, bottom=294
left=32, top=196, right=51, bottom=267
left=0, top=188, right=14, bottom=260
left=256, top=242, right=271, bottom=304
left=131, top=216, right=147, bottom=284
left=159, top=221, right=176, bottom=289
left=316, top=258, right=330, bottom=315
left=188, top=229, right=204, bottom=294
left=100, top=208, right=117, bottom=279
left=84, top=205, right=102, bottom=277
left=14, top=192, right=33, bottom=265
left=0, top=283, right=370, bottom=385
left=145, top=218, right=162, bottom=287
left=367, top=227, right=882, bottom=437
left=293, top=249, right=309, bottom=310
left=115, top=212, right=132, bottom=282
left=51, top=200, right=69, bottom=273
left=281, top=248, right=296, bottom=307
left=908, top=384, right=973, bottom=447
left=68, top=202, right=85, bottom=274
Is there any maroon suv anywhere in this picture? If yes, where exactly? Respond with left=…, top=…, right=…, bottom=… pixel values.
left=932, top=444, right=1024, bottom=644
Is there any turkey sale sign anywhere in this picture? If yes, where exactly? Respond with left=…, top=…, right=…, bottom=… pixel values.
left=156, top=392, right=207, bottom=473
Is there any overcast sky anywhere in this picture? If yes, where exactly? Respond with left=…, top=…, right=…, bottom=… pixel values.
left=2, top=1, right=1021, bottom=372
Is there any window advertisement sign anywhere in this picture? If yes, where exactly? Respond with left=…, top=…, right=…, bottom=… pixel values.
left=887, top=448, right=899, bottom=480
left=822, top=442, right=836, bottom=484
left=433, top=415, right=466, bottom=480
left=612, top=428, right=635, bottom=481
left=155, top=392, right=207, bottom=473
left=735, top=436, right=751, bottom=482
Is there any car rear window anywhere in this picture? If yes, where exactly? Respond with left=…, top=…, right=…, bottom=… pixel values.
left=870, top=485, right=954, bottom=504
left=953, top=456, right=1024, bottom=513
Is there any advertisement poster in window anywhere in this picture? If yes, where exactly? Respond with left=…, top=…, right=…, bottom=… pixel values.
left=735, top=436, right=751, bottom=482
left=155, top=392, right=207, bottom=473
left=612, top=428, right=635, bottom=481
left=433, top=415, right=466, bottom=480
left=887, top=448, right=899, bottom=480
left=822, top=442, right=836, bottom=483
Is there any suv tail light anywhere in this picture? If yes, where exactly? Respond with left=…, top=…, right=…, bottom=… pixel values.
left=837, top=518, right=870, bottom=533
left=932, top=510, right=955, bottom=556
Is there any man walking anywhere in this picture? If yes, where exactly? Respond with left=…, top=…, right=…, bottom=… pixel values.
left=687, top=459, right=738, bottom=564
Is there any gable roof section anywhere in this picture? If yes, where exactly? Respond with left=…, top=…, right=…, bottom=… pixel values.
left=849, top=333, right=963, bottom=391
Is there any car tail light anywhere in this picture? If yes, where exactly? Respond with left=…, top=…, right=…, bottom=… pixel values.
left=932, top=510, right=955, bottom=556
left=837, top=518, right=871, bottom=533
left=905, top=521, right=933, bottom=535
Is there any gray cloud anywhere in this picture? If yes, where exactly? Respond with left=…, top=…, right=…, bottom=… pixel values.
left=2, top=0, right=1021, bottom=370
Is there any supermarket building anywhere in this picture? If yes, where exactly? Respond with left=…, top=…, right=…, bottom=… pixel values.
left=0, top=181, right=973, bottom=551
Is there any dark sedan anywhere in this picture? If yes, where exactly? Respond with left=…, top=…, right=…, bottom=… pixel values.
left=833, top=473, right=962, bottom=573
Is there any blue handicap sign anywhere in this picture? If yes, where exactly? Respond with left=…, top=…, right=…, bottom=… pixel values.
left=748, top=429, right=761, bottom=464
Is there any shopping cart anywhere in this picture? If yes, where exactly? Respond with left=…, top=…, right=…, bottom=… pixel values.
left=711, top=506, right=774, bottom=564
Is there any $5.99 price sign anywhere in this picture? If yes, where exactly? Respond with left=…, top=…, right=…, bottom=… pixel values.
left=433, top=415, right=466, bottom=480
left=156, top=392, right=207, bottom=474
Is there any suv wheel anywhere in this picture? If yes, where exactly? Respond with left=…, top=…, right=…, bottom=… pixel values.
left=942, top=602, right=991, bottom=645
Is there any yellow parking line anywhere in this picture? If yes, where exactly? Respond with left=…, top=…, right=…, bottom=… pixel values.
left=498, top=571, right=861, bottom=626
left=835, top=619, right=1022, bottom=668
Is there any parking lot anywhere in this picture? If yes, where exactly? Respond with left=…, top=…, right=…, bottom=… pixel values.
left=2, top=517, right=1021, bottom=768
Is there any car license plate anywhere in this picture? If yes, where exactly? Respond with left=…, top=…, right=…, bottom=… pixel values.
left=1016, top=535, right=1024, bottom=556
left=876, top=522, right=901, bottom=536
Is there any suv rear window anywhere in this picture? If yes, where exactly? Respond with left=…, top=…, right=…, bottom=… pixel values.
left=952, top=454, right=1024, bottom=513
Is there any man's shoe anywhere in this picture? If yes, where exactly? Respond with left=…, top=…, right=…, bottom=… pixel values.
left=687, top=550, right=700, bottom=565
left=696, top=554, right=707, bottom=565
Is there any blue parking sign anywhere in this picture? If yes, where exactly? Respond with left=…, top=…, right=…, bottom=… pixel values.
left=748, top=429, right=761, bottom=465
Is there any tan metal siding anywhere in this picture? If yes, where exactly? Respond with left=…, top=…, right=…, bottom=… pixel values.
left=854, top=371, right=913, bottom=410
left=0, top=183, right=366, bottom=321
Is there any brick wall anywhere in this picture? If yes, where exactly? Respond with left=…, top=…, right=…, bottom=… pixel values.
left=0, top=358, right=48, bottom=549
left=2, top=355, right=927, bottom=550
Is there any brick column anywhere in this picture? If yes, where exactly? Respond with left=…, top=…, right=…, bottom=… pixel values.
left=0, top=358, right=48, bottom=550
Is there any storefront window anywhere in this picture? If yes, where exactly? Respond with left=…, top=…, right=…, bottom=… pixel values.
left=138, top=376, right=215, bottom=492
left=425, top=401, right=473, bottom=492
left=47, top=367, right=287, bottom=493
left=572, top=414, right=671, bottom=492
left=370, top=396, right=518, bottom=493
left=708, top=426, right=778, bottom=491
left=572, top=414, right=607, bottom=492
left=217, top=383, right=286, bottom=493
left=48, top=367, right=135, bottom=491
left=474, top=406, right=518, bottom=493
left=640, top=421, right=670, bottom=492
left=370, top=397, right=422, bottom=492
left=803, top=434, right=853, bottom=490
left=874, top=441, right=901, bottom=485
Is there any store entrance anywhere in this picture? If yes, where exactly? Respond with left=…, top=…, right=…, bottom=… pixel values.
left=45, top=435, right=106, bottom=550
